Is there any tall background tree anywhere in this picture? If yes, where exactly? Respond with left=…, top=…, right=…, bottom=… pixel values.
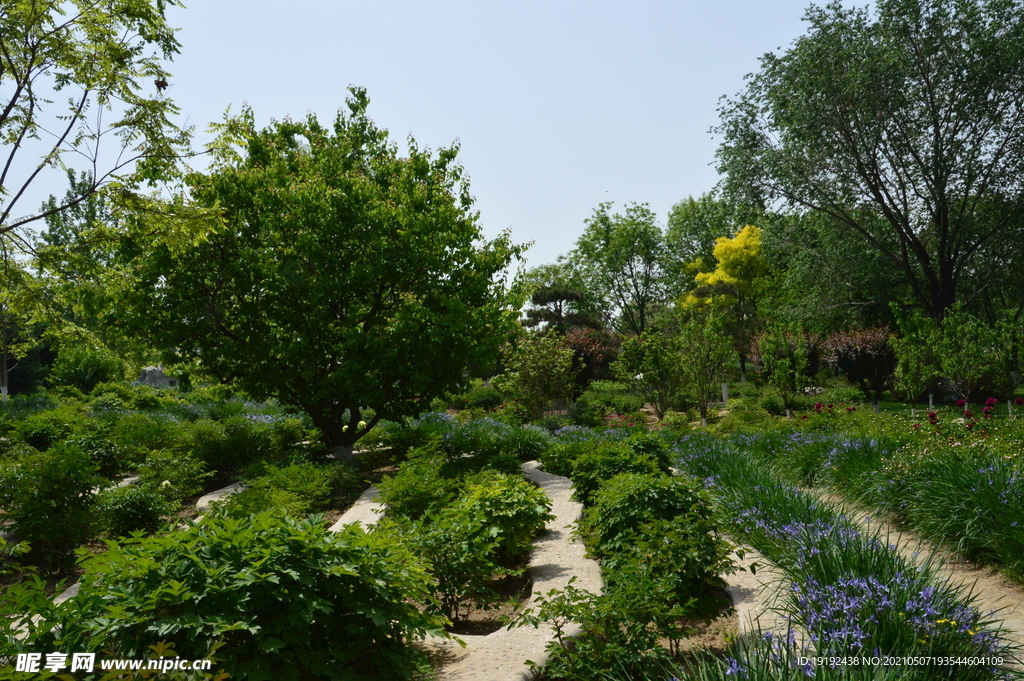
left=716, top=0, right=1024, bottom=321
left=569, top=202, right=667, bottom=336
left=113, top=90, right=524, bottom=456
left=0, top=0, right=191, bottom=247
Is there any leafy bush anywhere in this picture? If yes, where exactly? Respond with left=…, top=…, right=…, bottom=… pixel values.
left=16, top=405, right=88, bottom=450
left=623, top=432, right=672, bottom=472
left=45, top=513, right=446, bottom=681
left=111, top=412, right=182, bottom=461
left=816, top=384, right=866, bottom=405
left=465, top=385, right=504, bottom=410
left=581, top=472, right=717, bottom=560
left=509, top=577, right=676, bottom=680
left=401, top=507, right=511, bottom=623
left=65, top=432, right=129, bottom=478
left=577, top=380, right=644, bottom=415
left=48, top=345, right=125, bottom=393
left=376, top=455, right=462, bottom=520
left=0, top=441, right=100, bottom=570
left=448, top=471, right=553, bottom=564
left=136, top=450, right=212, bottom=502
left=759, top=389, right=814, bottom=415
left=96, top=484, right=171, bottom=537
left=539, top=439, right=593, bottom=477
left=222, top=461, right=364, bottom=518
left=569, top=442, right=661, bottom=505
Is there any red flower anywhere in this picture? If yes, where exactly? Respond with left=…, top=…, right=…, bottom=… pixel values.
left=913, top=423, right=921, bottom=429
left=1016, top=398, right=1024, bottom=406
left=956, top=399, right=966, bottom=408
left=964, top=410, right=973, bottom=418
left=985, top=397, right=998, bottom=407
left=847, top=406, right=856, bottom=412
left=814, top=402, right=823, bottom=413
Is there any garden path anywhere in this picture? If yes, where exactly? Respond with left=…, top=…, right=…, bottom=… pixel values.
left=811, top=488, right=1024, bottom=667
left=721, top=542, right=792, bottom=638
left=333, top=462, right=604, bottom=681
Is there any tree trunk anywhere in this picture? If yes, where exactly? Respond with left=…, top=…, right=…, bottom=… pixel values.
left=739, top=353, right=747, bottom=382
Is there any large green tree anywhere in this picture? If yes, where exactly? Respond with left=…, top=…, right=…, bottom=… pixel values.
left=0, top=0, right=191, bottom=245
left=116, top=90, right=524, bottom=456
left=716, top=0, right=1024, bottom=321
left=569, top=202, right=666, bottom=336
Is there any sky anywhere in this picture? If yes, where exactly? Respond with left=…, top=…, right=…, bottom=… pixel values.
left=161, top=1, right=840, bottom=268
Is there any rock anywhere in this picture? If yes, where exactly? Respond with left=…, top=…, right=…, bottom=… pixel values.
left=136, top=366, right=179, bottom=389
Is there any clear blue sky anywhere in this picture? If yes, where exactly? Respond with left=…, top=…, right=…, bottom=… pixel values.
left=165, top=0, right=848, bottom=268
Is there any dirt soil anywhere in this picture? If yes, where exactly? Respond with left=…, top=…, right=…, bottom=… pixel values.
left=448, top=572, right=533, bottom=636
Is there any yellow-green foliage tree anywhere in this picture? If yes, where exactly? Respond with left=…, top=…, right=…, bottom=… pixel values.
left=683, top=225, right=766, bottom=380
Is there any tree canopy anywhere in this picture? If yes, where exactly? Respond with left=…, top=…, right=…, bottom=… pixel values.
left=569, top=202, right=666, bottom=336
left=115, top=89, right=524, bottom=454
left=0, top=0, right=191, bottom=245
left=716, top=0, right=1024, bottom=320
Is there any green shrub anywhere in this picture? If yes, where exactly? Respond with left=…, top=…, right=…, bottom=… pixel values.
left=578, top=380, right=644, bottom=415
left=727, top=381, right=762, bottom=400
left=64, top=432, right=128, bottom=478
left=376, top=456, right=462, bottom=520
left=46, top=513, right=446, bottom=681
left=111, top=412, right=182, bottom=461
left=48, top=345, right=125, bottom=393
left=136, top=450, right=212, bottom=502
left=465, top=385, right=504, bottom=410
left=16, top=405, right=88, bottom=450
left=96, top=484, right=171, bottom=537
left=539, top=439, right=593, bottom=477
left=759, top=389, right=814, bottom=415
left=569, top=442, right=661, bottom=505
left=623, top=432, right=672, bottom=472
left=0, top=442, right=100, bottom=570
left=816, top=384, right=866, bottom=405
left=508, top=577, right=676, bottom=680
left=581, top=472, right=718, bottom=561
left=400, top=507, right=510, bottom=623
left=448, top=471, right=553, bottom=564
left=223, top=461, right=364, bottom=518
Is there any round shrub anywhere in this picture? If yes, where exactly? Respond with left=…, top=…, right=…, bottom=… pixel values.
left=449, top=471, right=553, bottom=564
left=539, top=439, right=593, bottom=477
left=110, top=412, right=182, bottom=461
left=223, top=461, right=365, bottom=518
left=16, top=405, right=88, bottom=450
left=136, top=450, right=212, bottom=502
left=66, top=432, right=129, bottom=477
left=569, top=443, right=661, bottom=505
left=48, top=345, right=125, bottom=393
left=96, top=484, right=170, bottom=537
left=581, top=472, right=716, bottom=559
left=465, top=385, right=504, bottom=410
left=376, top=456, right=462, bottom=520
left=52, top=513, right=445, bottom=680
left=0, top=441, right=100, bottom=569
left=507, top=423, right=555, bottom=461
left=623, top=432, right=672, bottom=472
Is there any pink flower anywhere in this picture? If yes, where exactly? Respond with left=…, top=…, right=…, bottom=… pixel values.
left=814, top=402, right=823, bottom=413
left=985, top=397, right=998, bottom=407
left=913, top=423, right=921, bottom=429
left=956, top=399, right=966, bottom=408
left=964, top=410, right=973, bottom=418
left=1016, top=398, right=1024, bottom=406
